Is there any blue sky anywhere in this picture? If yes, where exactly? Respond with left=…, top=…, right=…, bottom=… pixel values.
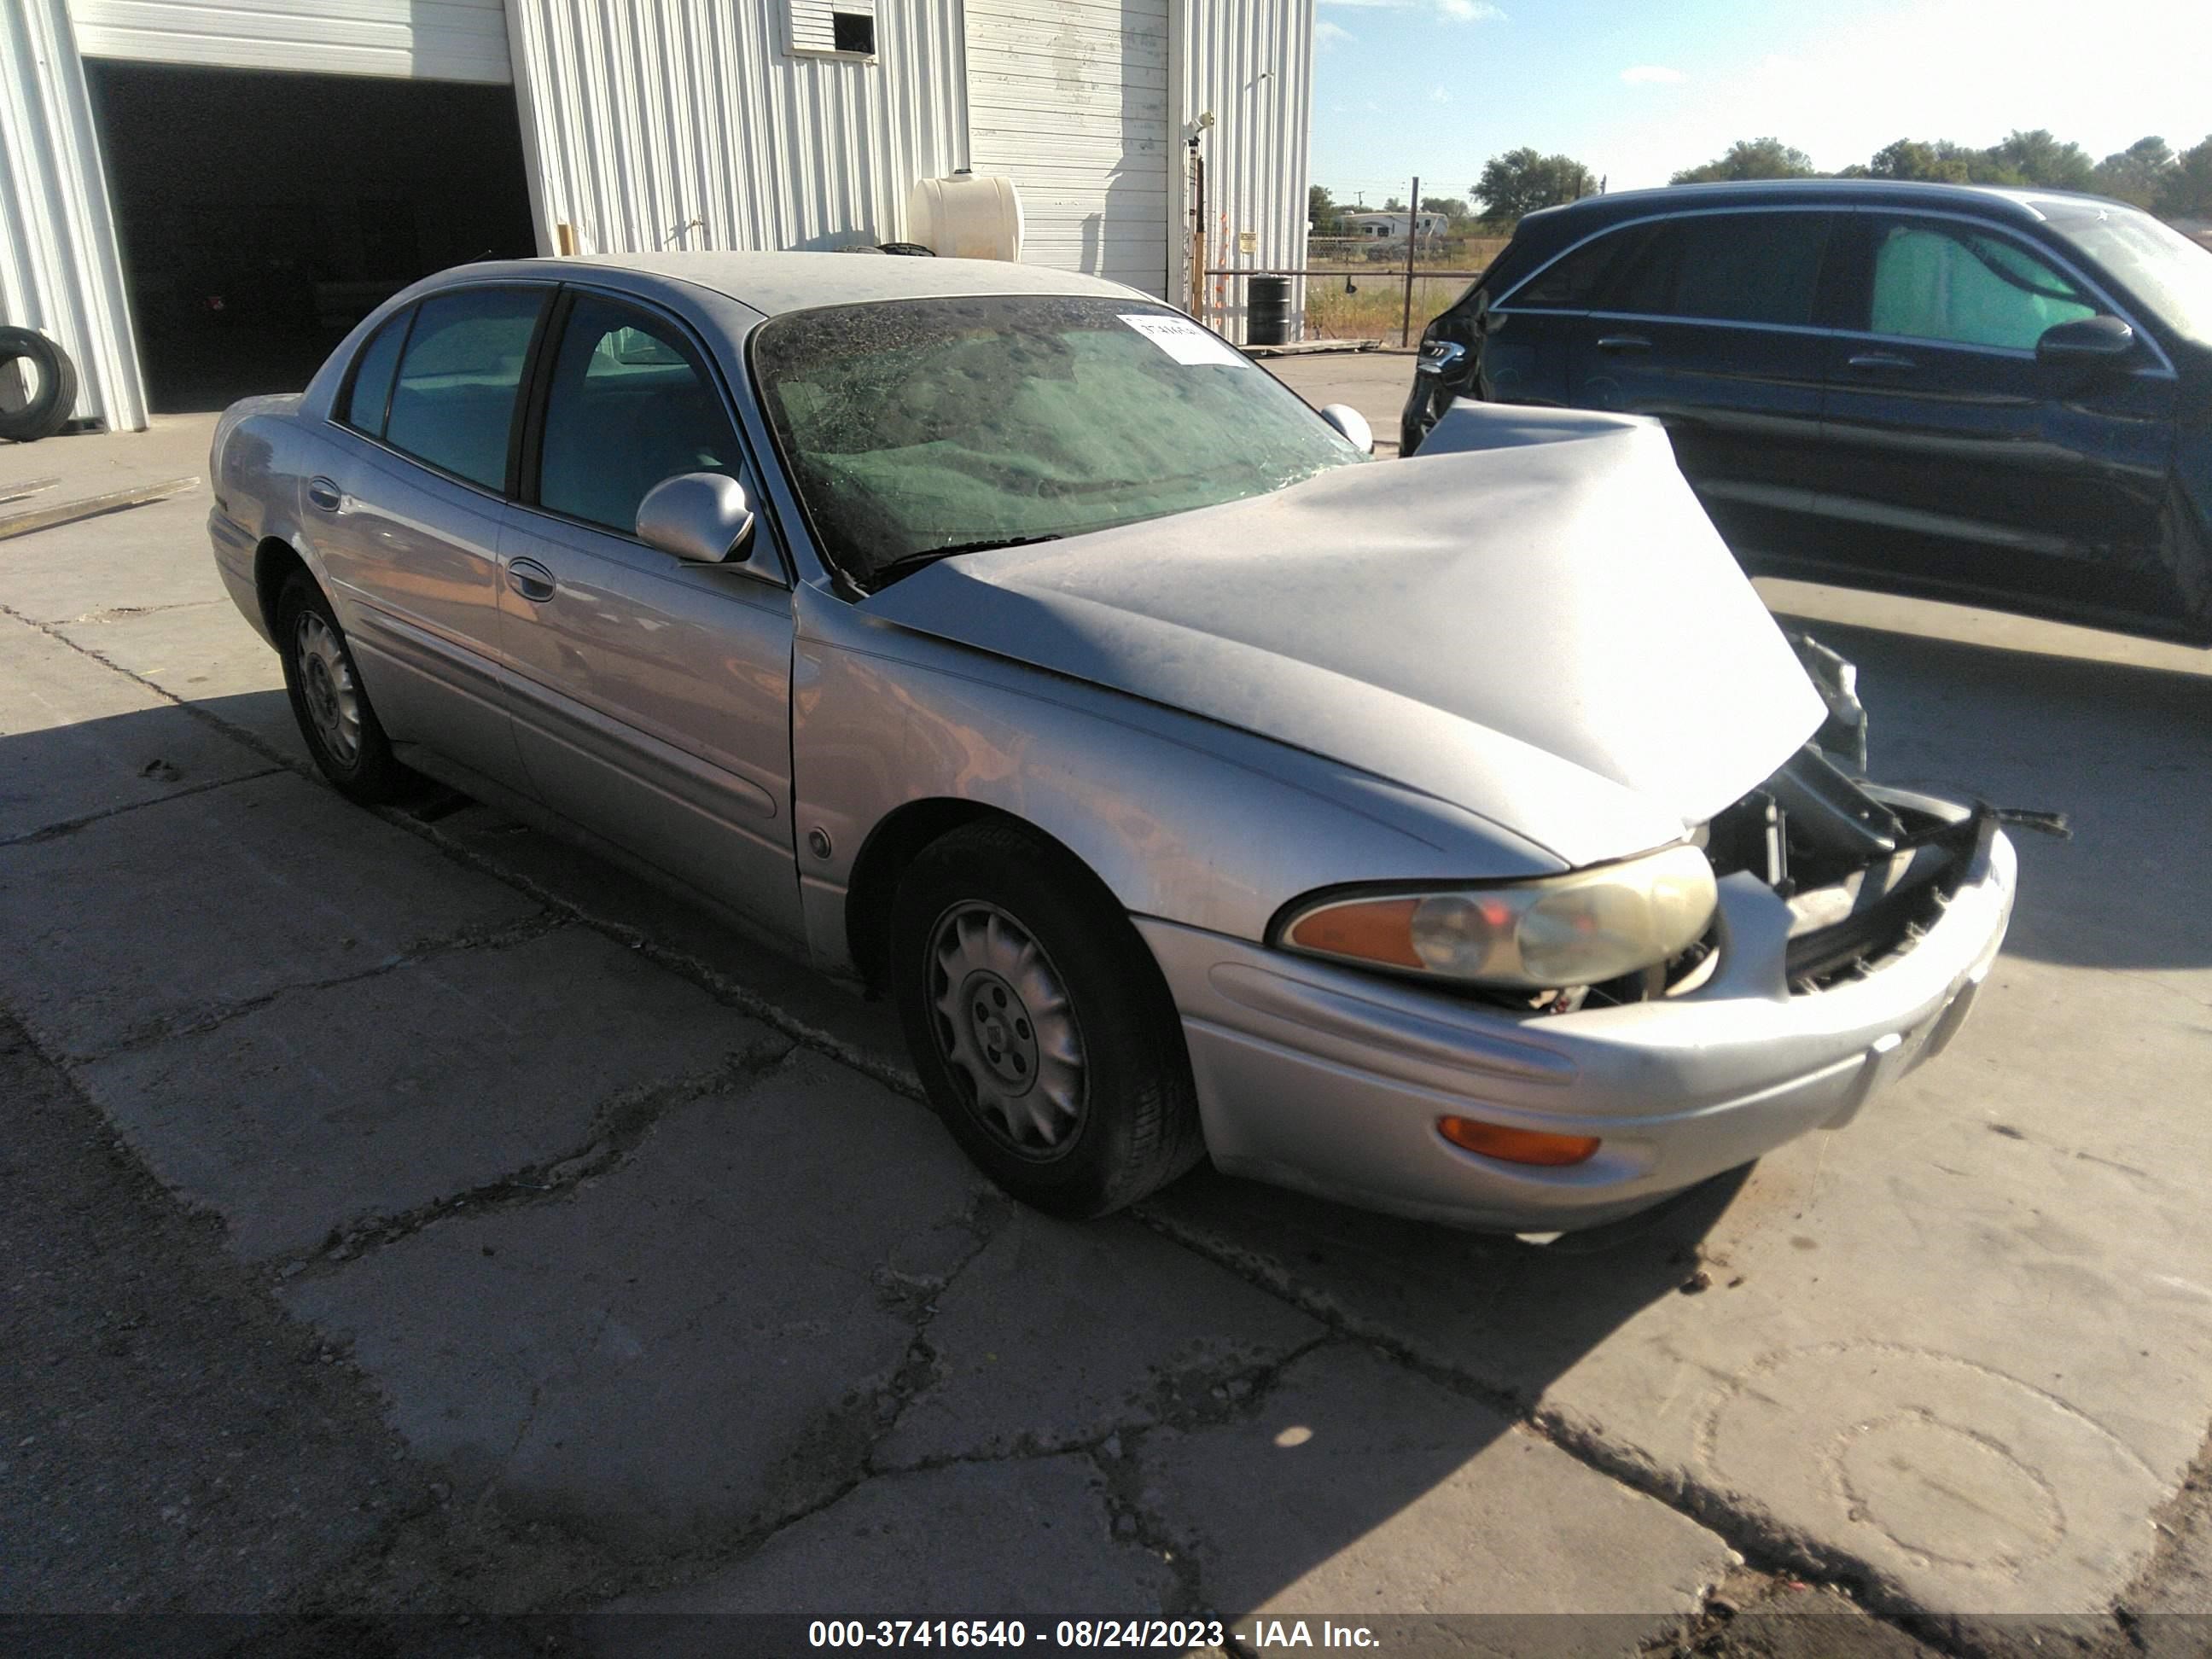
left=1311, top=0, right=2212, bottom=204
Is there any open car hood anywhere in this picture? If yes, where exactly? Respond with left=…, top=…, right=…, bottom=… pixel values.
left=859, top=407, right=1824, bottom=868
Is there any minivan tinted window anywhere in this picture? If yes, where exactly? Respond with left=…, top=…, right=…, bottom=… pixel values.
left=383, top=288, right=545, bottom=492
left=1604, top=212, right=1831, bottom=327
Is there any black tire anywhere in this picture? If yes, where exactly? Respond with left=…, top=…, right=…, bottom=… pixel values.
left=275, top=572, right=416, bottom=806
left=891, top=820, right=1206, bottom=1218
left=0, top=327, right=79, bottom=444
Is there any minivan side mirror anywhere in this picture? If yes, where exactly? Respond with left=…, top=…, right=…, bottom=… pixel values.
left=1319, top=403, right=1375, bottom=454
left=2035, top=315, right=2134, bottom=369
left=637, top=472, right=772, bottom=578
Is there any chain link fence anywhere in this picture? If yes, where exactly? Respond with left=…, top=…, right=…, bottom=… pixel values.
left=1196, top=233, right=1509, bottom=348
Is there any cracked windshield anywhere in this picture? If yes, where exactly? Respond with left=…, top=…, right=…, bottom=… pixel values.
left=753, top=295, right=1364, bottom=586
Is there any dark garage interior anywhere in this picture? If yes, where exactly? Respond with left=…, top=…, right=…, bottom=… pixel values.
left=87, top=61, right=538, bottom=414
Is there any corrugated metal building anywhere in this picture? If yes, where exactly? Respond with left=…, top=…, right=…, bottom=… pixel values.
left=1, top=0, right=1313, bottom=433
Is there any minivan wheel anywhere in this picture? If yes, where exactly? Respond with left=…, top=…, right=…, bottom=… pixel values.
left=891, top=821, right=1205, bottom=1218
left=276, top=572, right=415, bottom=806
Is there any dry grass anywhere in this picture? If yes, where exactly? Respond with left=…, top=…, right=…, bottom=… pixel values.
left=1206, top=237, right=1508, bottom=345
left=1304, top=272, right=1478, bottom=344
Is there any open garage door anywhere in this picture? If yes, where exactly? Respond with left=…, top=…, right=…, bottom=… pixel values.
left=83, top=61, right=535, bottom=413
left=965, top=0, right=1172, bottom=296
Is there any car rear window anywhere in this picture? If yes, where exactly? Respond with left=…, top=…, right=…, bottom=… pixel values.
left=341, top=310, right=410, bottom=437
left=1509, top=227, right=1644, bottom=309
left=1605, top=212, right=1831, bottom=327
left=382, top=288, right=544, bottom=492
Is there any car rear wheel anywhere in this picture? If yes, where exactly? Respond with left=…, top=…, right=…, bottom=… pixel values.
left=276, top=572, right=416, bottom=806
left=891, top=820, right=1205, bottom=1218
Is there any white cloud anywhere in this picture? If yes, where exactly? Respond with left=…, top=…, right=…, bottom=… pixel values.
left=1318, top=0, right=1505, bottom=18
left=1429, top=84, right=1452, bottom=103
left=1316, top=19, right=1354, bottom=46
left=1620, top=64, right=1686, bottom=84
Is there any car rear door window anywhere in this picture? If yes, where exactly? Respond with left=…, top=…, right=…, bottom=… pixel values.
left=533, top=296, right=744, bottom=535
left=1510, top=228, right=1645, bottom=309
left=341, top=309, right=410, bottom=437
left=1604, top=212, right=1831, bottom=327
left=1864, top=219, right=2097, bottom=351
left=383, top=288, right=544, bottom=491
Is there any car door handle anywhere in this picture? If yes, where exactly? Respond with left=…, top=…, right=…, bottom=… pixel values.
left=1595, top=335, right=1650, bottom=353
left=306, top=477, right=342, bottom=512
left=1846, top=352, right=1916, bottom=372
left=505, top=559, right=556, bottom=602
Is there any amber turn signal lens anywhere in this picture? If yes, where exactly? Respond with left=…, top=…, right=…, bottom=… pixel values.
left=1286, top=897, right=1424, bottom=969
left=1436, top=1115, right=1602, bottom=1167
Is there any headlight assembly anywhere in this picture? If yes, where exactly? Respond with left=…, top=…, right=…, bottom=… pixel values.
left=1276, top=843, right=1717, bottom=990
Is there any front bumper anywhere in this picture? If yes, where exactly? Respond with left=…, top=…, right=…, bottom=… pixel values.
left=1139, top=819, right=2016, bottom=1232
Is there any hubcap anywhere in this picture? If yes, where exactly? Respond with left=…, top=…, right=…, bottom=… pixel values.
left=294, top=611, right=363, bottom=766
left=928, top=902, right=1086, bottom=1154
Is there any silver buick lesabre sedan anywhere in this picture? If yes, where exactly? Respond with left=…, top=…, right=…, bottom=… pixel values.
left=207, top=253, right=2016, bottom=1231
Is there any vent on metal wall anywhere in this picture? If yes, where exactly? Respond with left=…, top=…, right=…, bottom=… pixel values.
left=789, top=0, right=876, bottom=58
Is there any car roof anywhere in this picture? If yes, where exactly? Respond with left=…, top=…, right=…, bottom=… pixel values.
left=1513, top=178, right=2128, bottom=244
left=522, top=250, right=1150, bottom=315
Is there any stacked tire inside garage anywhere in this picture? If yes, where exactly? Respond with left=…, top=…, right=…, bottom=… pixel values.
left=0, top=329, right=80, bottom=443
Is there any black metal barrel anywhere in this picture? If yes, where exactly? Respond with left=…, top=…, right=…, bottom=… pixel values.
left=1246, top=275, right=1292, bottom=346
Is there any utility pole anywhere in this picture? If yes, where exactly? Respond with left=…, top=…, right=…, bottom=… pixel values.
left=1400, top=174, right=1419, bottom=347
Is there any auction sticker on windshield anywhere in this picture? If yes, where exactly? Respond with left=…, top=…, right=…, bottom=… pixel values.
left=1119, top=312, right=1243, bottom=366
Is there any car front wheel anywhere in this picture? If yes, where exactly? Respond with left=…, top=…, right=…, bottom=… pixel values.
left=891, top=821, right=1205, bottom=1218
left=276, top=571, right=416, bottom=806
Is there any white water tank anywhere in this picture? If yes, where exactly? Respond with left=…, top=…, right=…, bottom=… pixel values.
left=906, top=172, right=1023, bottom=261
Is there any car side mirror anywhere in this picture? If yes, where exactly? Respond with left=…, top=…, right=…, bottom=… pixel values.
left=2035, top=315, right=2134, bottom=370
left=636, top=472, right=771, bottom=577
left=1319, top=403, right=1374, bottom=455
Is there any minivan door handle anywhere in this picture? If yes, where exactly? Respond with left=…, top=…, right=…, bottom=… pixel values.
left=505, top=558, right=556, bottom=602
left=1595, top=335, right=1651, bottom=353
left=1846, top=352, right=1917, bottom=372
left=306, top=477, right=342, bottom=512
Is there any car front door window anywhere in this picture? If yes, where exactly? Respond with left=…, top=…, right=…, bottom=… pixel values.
left=534, top=296, right=745, bottom=534
left=1866, top=221, right=2097, bottom=351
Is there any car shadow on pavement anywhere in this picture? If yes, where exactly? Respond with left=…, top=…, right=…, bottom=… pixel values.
left=1772, top=612, right=2212, bottom=972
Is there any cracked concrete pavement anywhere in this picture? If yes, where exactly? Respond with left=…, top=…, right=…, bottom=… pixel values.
left=5, top=410, right=2211, bottom=1654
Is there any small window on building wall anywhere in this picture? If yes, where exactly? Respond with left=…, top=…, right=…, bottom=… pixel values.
left=789, top=0, right=875, bottom=57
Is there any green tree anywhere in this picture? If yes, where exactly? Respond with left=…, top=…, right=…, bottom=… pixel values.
left=1381, top=195, right=1406, bottom=212
left=1869, top=137, right=1970, bottom=182
left=2093, top=137, right=2173, bottom=208
left=1669, top=137, right=1817, bottom=184
left=2158, top=133, right=2212, bottom=218
left=1866, top=137, right=2021, bottom=185
left=1308, top=183, right=1347, bottom=236
left=1988, top=128, right=2095, bottom=190
left=1470, top=148, right=1595, bottom=227
left=1421, top=195, right=1473, bottom=223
